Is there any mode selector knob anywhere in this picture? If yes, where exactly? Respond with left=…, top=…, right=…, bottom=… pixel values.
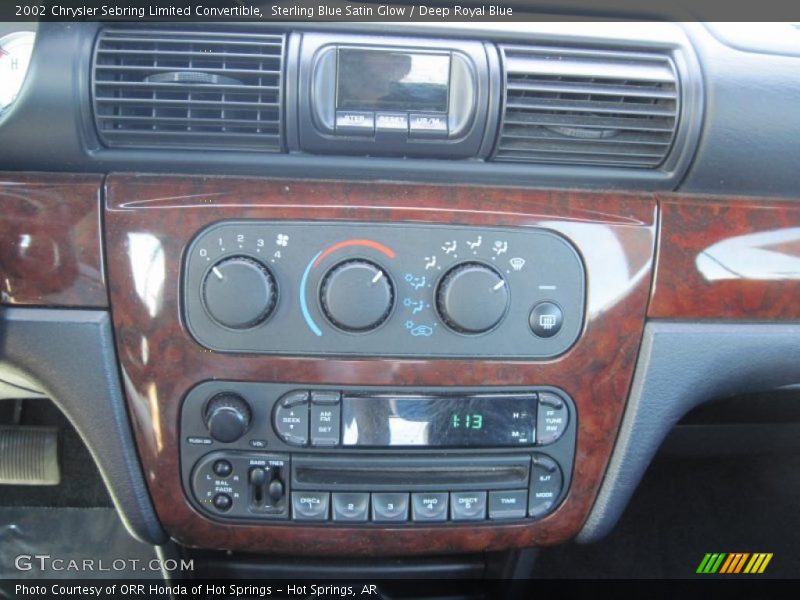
left=202, top=256, right=277, bottom=329
left=320, top=259, right=394, bottom=332
left=436, top=262, right=509, bottom=334
left=204, top=393, right=251, bottom=443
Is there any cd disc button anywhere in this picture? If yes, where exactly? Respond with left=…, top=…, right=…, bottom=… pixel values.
left=450, top=491, right=487, bottom=521
left=292, top=492, right=330, bottom=521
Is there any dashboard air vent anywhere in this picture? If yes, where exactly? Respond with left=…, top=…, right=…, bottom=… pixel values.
left=495, top=45, right=679, bottom=168
left=92, top=29, right=284, bottom=151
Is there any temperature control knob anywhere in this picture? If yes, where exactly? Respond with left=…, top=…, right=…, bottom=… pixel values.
left=202, top=256, right=277, bottom=329
left=320, top=260, right=394, bottom=332
left=436, top=262, right=509, bottom=334
left=204, top=393, right=251, bottom=443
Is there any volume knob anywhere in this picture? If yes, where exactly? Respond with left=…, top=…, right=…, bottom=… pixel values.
left=202, top=256, right=277, bottom=329
left=204, top=393, right=251, bottom=443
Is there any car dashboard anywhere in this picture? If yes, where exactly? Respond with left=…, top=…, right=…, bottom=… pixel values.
left=2, top=16, right=800, bottom=584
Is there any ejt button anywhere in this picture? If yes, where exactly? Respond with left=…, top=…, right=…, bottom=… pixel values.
left=529, top=455, right=563, bottom=519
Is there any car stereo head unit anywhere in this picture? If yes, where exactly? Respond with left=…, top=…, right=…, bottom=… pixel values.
left=298, top=33, right=494, bottom=158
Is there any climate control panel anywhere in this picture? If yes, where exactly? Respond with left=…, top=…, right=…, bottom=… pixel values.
left=183, top=222, right=585, bottom=357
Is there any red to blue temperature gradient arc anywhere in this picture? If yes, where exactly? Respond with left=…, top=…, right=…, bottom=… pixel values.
left=301, top=239, right=396, bottom=337
left=312, top=239, right=396, bottom=268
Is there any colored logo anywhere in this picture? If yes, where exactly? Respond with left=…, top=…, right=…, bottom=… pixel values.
left=696, top=553, right=773, bottom=574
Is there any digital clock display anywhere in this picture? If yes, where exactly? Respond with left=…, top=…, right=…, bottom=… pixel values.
left=451, top=413, right=484, bottom=430
left=341, top=394, right=536, bottom=447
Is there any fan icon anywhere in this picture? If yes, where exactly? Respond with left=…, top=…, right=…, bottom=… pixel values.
left=276, top=234, right=289, bottom=247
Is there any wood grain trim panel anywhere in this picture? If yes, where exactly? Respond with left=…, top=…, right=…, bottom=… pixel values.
left=105, top=174, right=657, bottom=555
left=0, top=172, right=107, bottom=308
left=650, top=195, right=800, bottom=320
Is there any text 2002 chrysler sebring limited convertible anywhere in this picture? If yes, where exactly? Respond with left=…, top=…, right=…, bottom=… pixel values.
left=1, top=9, right=799, bottom=596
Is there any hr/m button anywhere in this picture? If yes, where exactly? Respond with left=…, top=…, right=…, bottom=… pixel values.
left=409, top=113, right=448, bottom=138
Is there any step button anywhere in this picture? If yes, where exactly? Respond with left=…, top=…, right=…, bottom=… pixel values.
left=450, top=491, right=487, bottom=521
left=336, top=111, right=375, bottom=136
left=488, top=490, right=528, bottom=520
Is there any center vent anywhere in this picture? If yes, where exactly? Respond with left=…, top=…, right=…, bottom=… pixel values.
left=495, top=45, right=680, bottom=168
left=92, top=28, right=284, bottom=151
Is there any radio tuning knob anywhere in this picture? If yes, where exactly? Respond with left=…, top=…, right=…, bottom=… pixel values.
left=320, top=259, right=394, bottom=332
left=204, top=393, right=251, bottom=443
left=436, top=262, right=509, bottom=334
left=202, top=256, right=277, bottom=329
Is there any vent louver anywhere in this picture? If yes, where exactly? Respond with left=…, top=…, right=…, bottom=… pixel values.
left=92, top=28, right=284, bottom=151
left=495, top=45, right=680, bottom=168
